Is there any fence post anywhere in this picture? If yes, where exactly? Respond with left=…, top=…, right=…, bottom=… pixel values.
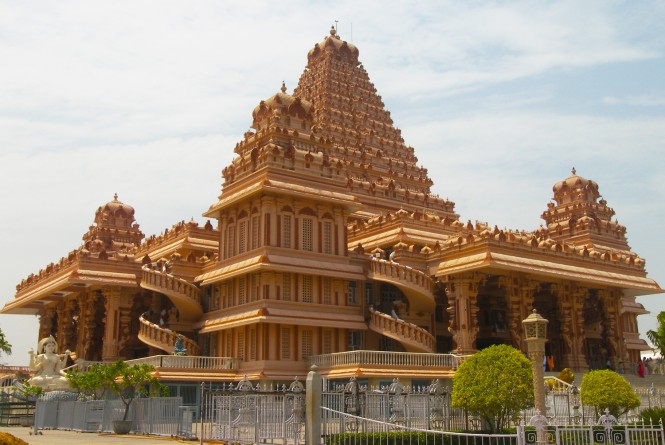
left=306, top=365, right=322, bottom=445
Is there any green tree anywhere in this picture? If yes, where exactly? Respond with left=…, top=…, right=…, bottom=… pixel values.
left=451, top=344, right=533, bottom=432
left=580, top=370, right=640, bottom=417
left=647, top=311, right=665, bottom=357
left=66, top=360, right=167, bottom=421
left=0, top=327, right=12, bottom=356
left=67, top=363, right=113, bottom=400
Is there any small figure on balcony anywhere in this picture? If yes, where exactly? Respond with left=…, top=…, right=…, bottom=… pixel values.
left=391, top=299, right=405, bottom=321
left=174, top=334, right=187, bottom=356
left=28, top=335, right=73, bottom=391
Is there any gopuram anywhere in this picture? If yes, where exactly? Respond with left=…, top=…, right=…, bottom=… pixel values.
left=2, top=28, right=661, bottom=386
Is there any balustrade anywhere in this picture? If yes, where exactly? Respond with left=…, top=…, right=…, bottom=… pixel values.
left=368, top=307, right=435, bottom=352
left=126, top=355, right=238, bottom=370
left=141, top=268, right=201, bottom=305
left=138, top=315, right=200, bottom=356
left=309, top=350, right=465, bottom=369
left=368, top=258, right=434, bottom=293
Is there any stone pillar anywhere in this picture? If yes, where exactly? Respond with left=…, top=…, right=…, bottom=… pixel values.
left=446, top=274, right=481, bottom=354
left=598, top=289, right=621, bottom=369
left=62, top=297, right=78, bottom=352
left=102, top=287, right=123, bottom=361
left=262, top=196, right=276, bottom=247
left=79, top=290, right=95, bottom=360
left=558, top=284, right=588, bottom=371
left=305, top=365, right=322, bottom=445
left=219, top=214, right=228, bottom=260
left=334, top=208, right=345, bottom=257
left=54, top=300, right=67, bottom=351
left=38, top=305, right=56, bottom=340
left=523, top=310, right=548, bottom=418
left=499, top=276, right=538, bottom=350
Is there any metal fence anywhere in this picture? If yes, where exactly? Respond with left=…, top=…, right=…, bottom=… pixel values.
left=199, top=376, right=306, bottom=444
left=35, top=397, right=185, bottom=436
left=322, top=406, right=518, bottom=445
left=519, top=422, right=665, bottom=445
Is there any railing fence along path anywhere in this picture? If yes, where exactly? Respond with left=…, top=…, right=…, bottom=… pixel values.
left=199, top=375, right=307, bottom=444
left=35, top=396, right=185, bottom=436
left=24, top=370, right=665, bottom=443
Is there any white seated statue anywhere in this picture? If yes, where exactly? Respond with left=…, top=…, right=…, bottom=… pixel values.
left=27, top=335, right=73, bottom=391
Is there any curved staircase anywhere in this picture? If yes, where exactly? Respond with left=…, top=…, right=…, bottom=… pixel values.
left=367, top=258, right=435, bottom=312
left=368, top=307, right=435, bottom=353
left=140, top=267, right=203, bottom=320
left=138, top=314, right=201, bottom=356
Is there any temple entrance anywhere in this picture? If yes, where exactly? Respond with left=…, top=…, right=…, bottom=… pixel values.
left=475, top=277, right=510, bottom=350
left=533, top=284, right=563, bottom=372
left=583, top=291, right=611, bottom=370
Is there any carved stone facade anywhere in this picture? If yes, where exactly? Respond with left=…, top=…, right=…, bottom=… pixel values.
left=2, top=28, right=660, bottom=382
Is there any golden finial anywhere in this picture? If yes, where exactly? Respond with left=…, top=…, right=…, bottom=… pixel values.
left=571, top=167, right=576, bottom=175
left=281, top=81, right=287, bottom=93
left=114, top=193, right=118, bottom=201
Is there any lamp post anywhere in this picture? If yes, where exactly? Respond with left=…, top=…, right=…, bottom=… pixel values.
left=523, top=309, right=548, bottom=416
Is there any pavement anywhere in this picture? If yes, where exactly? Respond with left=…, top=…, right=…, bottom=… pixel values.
left=0, top=426, right=203, bottom=444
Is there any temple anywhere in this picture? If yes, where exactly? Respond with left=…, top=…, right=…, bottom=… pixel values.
left=3, top=28, right=661, bottom=387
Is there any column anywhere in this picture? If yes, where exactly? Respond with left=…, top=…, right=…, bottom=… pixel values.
left=445, top=273, right=481, bottom=354
left=101, top=287, right=123, bottom=361
left=499, top=275, right=538, bottom=350
left=38, top=306, right=56, bottom=341
left=598, top=288, right=621, bottom=369
left=558, top=284, right=588, bottom=371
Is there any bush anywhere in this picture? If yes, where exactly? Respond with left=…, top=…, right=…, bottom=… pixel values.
left=452, top=344, right=533, bottom=432
left=639, top=408, right=665, bottom=425
left=0, top=432, right=29, bottom=445
left=557, top=368, right=574, bottom=385
left=580, top=370, right=639, bottom=417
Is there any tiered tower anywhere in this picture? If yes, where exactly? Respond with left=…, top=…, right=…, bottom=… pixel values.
left=293, top=27, right=457, bottom=220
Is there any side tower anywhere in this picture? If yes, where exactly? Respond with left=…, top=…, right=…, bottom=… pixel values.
left=3, top=195, right=148, bottom=361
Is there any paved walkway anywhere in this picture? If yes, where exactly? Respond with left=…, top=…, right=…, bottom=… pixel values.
left=0, top=426, right=201, bottom=444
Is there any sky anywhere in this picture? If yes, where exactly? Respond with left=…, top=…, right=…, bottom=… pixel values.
left=1, top=1, right=664, bottom=366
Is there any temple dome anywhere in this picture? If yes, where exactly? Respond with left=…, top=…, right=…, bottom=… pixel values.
left=553, top=168, right=599, bottom=194
left=551, top=168, right=600, bottom=205
left=252, top=84, right=314, bottom=125
left=307, top=26, right=359, bottom=64
left=94, top=193, right=136, bottom=227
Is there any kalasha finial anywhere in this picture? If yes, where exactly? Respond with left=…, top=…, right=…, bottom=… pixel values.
left=281, top=81, right=287, bottom=94
left=114, top=193, right=118, bottom=201
left=571, top=167, right=576, bottom=175
left=330, top=25, right=337, bottom=36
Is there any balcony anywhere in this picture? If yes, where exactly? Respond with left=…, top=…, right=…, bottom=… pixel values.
left=367, top=258, right=435, bottom=312
left=368, top=307, right=435, bottom=353
left=138, top=314, right=201, bottom=356
left=140, top=267, right=203, bottom=320
left=308, top=350, right=466, bottom=380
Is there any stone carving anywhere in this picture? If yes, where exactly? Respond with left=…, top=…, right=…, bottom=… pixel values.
left=28, top=335, right=73, bottom=391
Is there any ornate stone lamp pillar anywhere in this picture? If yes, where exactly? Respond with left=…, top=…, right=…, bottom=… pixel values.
left=523, top=309, right=548, bottom=415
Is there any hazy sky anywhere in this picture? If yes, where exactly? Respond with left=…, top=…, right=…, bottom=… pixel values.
left=1, top=1, right=664, bottom=366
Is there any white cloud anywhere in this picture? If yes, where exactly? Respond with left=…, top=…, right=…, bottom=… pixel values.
left=603, top=95, right=665, bottom=106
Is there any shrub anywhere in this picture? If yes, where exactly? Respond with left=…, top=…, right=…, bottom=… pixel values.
left=452, top=344, right=533, bottom=433
left=639, top=407, right=665, bottom=425
left=557, top=368, right=574, bottom=385
left=580, top=370, right=639, bottom=417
